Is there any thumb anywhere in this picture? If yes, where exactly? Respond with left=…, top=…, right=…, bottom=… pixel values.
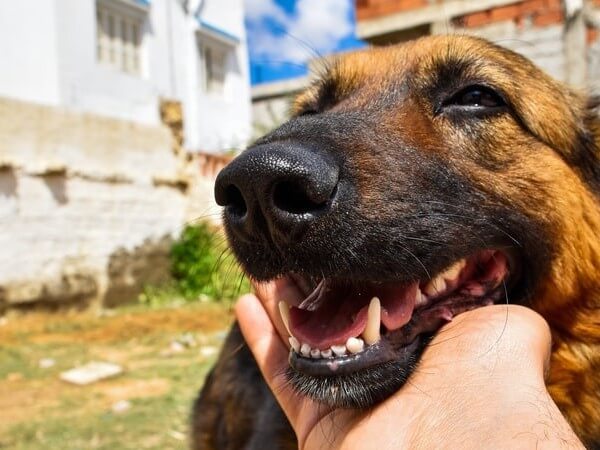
left=235, top=293, right=309, bottom=428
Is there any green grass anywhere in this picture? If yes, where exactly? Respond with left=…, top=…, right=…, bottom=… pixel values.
left=0, top=302, right=233, bottom=450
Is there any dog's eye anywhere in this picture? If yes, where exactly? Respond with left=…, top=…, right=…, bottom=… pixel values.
left=443, top=85, right=506, bottom=110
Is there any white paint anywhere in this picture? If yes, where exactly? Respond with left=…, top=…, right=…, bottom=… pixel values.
left=0, top=1, right=61, bottom=105
left=0, top=97, right=216, bottom=308
left=0, top=0, right=251, bottom=152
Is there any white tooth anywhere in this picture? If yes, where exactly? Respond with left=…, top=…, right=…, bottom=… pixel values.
left=278, top=301, right=292, bottom=336
left=415, top=287, right=427, bottom=307
left=423, top=276, right=446, bottom=297
left=362, top=297, right=381, bottom=345
left=441, top=260, right=465, bottom=281
left=289, top=336, right=300, bottom=352
left=320, top=348, right=333, bottom=358
left=331, top=345, right=347, bottom=357
left=310, top=349, right=321, bottom=359
left=300, top=343, right=311, bottom=357
left=346, top=337, right=364, bottom=354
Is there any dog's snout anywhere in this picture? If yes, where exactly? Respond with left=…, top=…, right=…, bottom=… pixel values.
left=214, top=142, right=339, bottom=242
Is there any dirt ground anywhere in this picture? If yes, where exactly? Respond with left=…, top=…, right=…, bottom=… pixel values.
left=0, top=302, right=234, bottom=450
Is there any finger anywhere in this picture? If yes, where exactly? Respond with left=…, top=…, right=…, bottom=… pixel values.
left=414, top=305, right=552, bottom=387
left=235, top=293, right=306, bottom=427
left=253, top=278, right=304, bottom=344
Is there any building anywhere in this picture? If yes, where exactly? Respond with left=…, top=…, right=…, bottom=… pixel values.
left=251, top=0, right=600, bottom=135
left=356, top=0, right=600, bottom=89
left=0, top=0, right=251, bottom=151
left=0, top=0, right=250, bottom=311
left=251, top=76, right=309, bottom=138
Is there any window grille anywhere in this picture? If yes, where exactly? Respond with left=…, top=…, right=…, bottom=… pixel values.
left=96, top=2, right=143, bottom=75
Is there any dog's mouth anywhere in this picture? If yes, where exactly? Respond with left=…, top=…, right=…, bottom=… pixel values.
left=278, top=249, right=516, bottom=377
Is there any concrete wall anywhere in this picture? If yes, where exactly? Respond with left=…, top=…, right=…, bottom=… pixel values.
left=0, top=97, right=214, bottom=311
left=251, top=76, right=309, bottom=138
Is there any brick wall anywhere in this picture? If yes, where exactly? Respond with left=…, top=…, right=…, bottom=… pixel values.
left=356, top=0, right=600, bottom=87
left=455, top=0, right=564, bottom=28
left=0, top=97, right=218, bottom=311
left=451, top=1, right=565, bottom=82
left=356, top=0, right=427, bottom=20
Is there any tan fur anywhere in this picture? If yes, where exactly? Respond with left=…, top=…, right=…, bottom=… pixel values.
left=297, top=35, right=600, bottom=443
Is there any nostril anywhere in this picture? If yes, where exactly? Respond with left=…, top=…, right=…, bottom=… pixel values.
left=224, top=184, right=247, bottom=217
left=273, top=180, right=333, bottom=215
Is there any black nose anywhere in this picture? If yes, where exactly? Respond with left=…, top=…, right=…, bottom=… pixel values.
left=214, top=142, right=339, bottom=243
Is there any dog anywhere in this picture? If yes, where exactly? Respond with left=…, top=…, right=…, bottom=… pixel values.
left=191, top=35, right=600, bottom=449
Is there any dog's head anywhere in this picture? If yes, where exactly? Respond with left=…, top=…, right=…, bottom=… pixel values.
left=215, top=35, right=600, bottom=408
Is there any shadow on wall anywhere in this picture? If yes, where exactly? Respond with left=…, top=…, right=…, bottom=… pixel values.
left=0, top=270, right=99, bottom=314
left=103, top=235, right=174, bottom=307
left=42, top=173, right=68, bottom=205
left=0, top=166, right=18, bottom=198
left=0, top=236, right=175, bottom=313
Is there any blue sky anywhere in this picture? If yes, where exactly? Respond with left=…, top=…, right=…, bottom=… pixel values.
left=244, top=0, right=365, bottom=85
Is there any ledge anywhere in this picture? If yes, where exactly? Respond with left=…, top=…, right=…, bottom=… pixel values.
left=356, top=0, right=520, bottom=40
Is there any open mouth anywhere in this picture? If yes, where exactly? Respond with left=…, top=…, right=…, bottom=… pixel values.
left=278, top=249, right=515, bottom=378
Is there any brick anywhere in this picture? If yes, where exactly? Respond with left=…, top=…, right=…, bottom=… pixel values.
left=533, top=10, right=564, bottom=26
left=461, top=11, right=492, bottom=28
left=588, top=27, right=600, bottom=45
left=542, top=0, right=562, bottom=10
left=520, top=0, right=544, bottom=15
left=356, top=0, right=428, bottom=21
left=490, top=4, right=521, bottom=22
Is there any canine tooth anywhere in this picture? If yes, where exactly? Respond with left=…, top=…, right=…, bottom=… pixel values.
left=424, top=276, right=446, bottom=296
left=346, top=337, right=364, bottom=354
left=300, top=343, right=311, bottom=357
left=310, top=349, right=321, bottom=359
left=321, top=348, right=333, bottom=358
left=363, top=297, right=381, bottom=345
left=415, top=287, right=426, bottom=307
left=289, top=336, right=300, bottom=353
left=278, top=302, right=292, bottom=336
left=331, top=345, right=347, bottom=357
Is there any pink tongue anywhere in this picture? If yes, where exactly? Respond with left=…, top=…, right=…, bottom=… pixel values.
left=289, top=282, right=418, bottom=350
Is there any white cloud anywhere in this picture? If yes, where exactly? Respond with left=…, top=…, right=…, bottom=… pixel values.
left=245, top=0, right=353, bottom=64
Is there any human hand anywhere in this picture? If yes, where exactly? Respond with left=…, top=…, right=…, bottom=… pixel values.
left=236, top=278, right=584, bottom=449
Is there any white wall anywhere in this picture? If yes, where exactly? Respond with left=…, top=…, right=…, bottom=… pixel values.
left=194, top=0, right=252, bottom=152
left=0, top=97, right=196, bottom=309
left=0, top=1, right=61, bottom=105
left=0, top=0, right=252, bottom=151
left=54, top=0, right=160, bottom=125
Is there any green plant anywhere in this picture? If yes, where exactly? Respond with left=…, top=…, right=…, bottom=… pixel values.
left=170, top=223, right=249, bottom=301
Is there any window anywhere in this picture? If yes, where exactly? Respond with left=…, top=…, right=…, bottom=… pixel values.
left=200, top=41, right=228, bottom=94
left=96, top=1, right=144, bottom=75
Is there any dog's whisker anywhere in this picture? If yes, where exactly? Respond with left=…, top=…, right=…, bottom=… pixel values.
left=195, top=33, right=599, bottom=448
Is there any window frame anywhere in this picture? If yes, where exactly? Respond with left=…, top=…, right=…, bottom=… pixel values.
left=199, top=38, right=229, bottom=95
left=96, top=0, right=148, bottom=76
left=196, top=23, right=239, bottom=97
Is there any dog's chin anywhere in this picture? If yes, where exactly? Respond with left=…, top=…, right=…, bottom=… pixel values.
left=285, top=336, right=427, bottom=409
left=268, top=249, right=519, bottom=410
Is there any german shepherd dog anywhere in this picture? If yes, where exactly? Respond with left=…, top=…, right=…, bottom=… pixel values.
left=192, top=35, right=600, bottom=449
